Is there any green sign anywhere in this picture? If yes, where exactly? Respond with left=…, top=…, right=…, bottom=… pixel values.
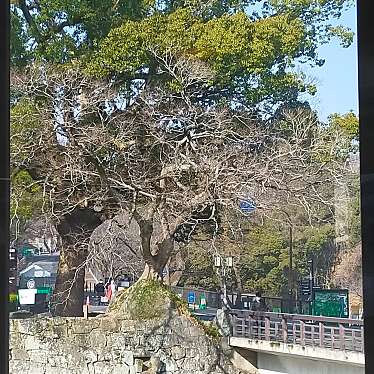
left=37, top=287, right=53, bottom=295
left=199, top=294, right=207, bottom=310
left=9, top=293, right=18, bottom=303
left=22, top=247, right=34, bottom=256
left=312, top=289, right=349, bottom=318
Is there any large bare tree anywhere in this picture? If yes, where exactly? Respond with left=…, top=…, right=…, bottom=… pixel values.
left=11, top=55, right=348, bottom=315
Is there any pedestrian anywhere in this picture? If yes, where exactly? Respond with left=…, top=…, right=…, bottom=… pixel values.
left=251, top=291, right=262, bottom=311
left=94, top=279, right=105, bottom=296
left=105, top=277, right=113, bottom=301
left=251, top=291, right=268, bottom=338
left=110, top=279, right=116, bottom=300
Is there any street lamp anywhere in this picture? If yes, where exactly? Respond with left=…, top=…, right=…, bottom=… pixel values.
left=288, top=224, right=294, bottom=313
left=214, top=255, right=233, bottom=310
left=307, top=258, right=315, bottom=301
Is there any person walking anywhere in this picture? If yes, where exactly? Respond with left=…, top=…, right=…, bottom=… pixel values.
left=252, top=291, right=268, bottom=312
left=251, top=291, right=268, bottom=338
left=110, top=279, right=116, bottom=301
left=105, top=277, right=113, bottom=302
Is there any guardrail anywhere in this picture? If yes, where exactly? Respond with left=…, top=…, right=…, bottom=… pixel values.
left=231, top=310, right=364, bottom=353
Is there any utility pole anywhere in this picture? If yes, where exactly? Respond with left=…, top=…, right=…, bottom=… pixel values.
left=288, top=225, right=293, bottom=296
left=282, top=211, right=294, bottom=313
left=214, top=255, right=233, bottom=310
left=288, top=225, right=294, bottom=313
left=308, top=258, right=315, bottom=314
left=214, top=255, right=233, bottom=336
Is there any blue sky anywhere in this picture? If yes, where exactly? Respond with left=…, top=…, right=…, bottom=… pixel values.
left=302, top=4, right=358, bottom=122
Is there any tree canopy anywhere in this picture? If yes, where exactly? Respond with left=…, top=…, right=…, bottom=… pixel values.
left=12, top=0, right=353, bottom=111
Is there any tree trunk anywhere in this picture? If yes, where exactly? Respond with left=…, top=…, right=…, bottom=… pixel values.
left=138, top=262, right=163, bottom=281
left=137, top=240, right=174, bottom=282
left=52, top=208, right=102, bottom=316
left=51, top=245, right=87, bottom=316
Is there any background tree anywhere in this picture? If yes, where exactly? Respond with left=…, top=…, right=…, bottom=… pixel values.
left=178, top=213, right=337, bottom=297
left=331, top=243, right=362, bottom=298
left=89, top=213, right=145, bottom=282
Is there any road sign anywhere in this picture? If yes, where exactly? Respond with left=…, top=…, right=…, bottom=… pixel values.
left=214, top=255, right=222, bottom=267
left=18, top=289, right=37, bottom=305
left=298, top=279, right=312, bottom=301
left=27, top=279, right=35, bottom=289
left=188, top=291, right=196, bottom=304
left=239, top=199, right=256, bottom=214
left=313, top=289, right=349, bottom=318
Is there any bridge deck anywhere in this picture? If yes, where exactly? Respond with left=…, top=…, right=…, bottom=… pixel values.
left=231, top=311, right=364, bottom=353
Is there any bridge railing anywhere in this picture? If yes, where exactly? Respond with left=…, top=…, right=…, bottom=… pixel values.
left=231, top=310, right=364, bottom=353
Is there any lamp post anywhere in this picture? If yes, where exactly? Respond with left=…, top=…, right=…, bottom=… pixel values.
left=288, top=224, right=294, bottom=312
left=308, top=258, right=315, bottom=296
left=282, top=211, right=294, bottom=313
left=214, top=254, right=233, bottom=337
left=214, top=255, right=233, bottom=310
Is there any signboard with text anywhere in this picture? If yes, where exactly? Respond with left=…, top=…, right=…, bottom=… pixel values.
left=18, top=289, right=37, bottom=305
left=313, top=289, right=349, bottom=318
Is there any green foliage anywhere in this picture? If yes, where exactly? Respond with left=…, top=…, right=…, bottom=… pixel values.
left=9, top=293, right=18, bottom=303
left=192, top=318, right=221, bottom=340
left=238, top=224, right=288, bottom=295
left=328, top=111, right=359, bottom=142
left=292, top=224, right=335, bottom=283
left=86, top=8, right=327, bottom=107
left=10, top=91, right=48, bottom=230
left=11, top=170, right=45, bottom=220
left=11, top=0, right=158, bottom=63
left=10, top=9, right=31, bottom=67
left=11, top=98, right=43, bottom=164
left=11, top=0, right=353, bottom=109
left=178, top=245, right=221, bottom=290
left=327, top=25, right=354, bottom=47
left=180, top=217, right=338, bottom=297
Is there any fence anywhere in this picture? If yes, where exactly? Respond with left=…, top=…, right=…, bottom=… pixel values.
left=231, top=310, right=364, bottom=353
left=171, top=286, right=221, bottom=308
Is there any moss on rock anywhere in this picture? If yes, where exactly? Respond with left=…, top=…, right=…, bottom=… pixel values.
left=108, top=280, right=187, bottom=320
left=107, top=280, right=221, bottom=340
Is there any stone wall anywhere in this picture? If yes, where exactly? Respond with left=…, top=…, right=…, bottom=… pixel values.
left=9, top=311, right=257, bottom=374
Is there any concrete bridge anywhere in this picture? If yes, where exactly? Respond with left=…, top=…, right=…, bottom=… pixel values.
left=229, top=311, right=365, bottom=374
left=84, top=291, right=365, bottom=374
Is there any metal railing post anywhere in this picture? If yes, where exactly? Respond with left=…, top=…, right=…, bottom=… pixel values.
left=265, top=316, right=271, bottom=341
left=300, top=320, right=305, bottom=346
left=339, top=323, right=345, bottom=350
left=319, top=322, right=324, bottom=347
left=282, top=316, right=288, bottom=343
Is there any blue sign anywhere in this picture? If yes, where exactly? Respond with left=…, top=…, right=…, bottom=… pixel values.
left=188, top=291, right=196, bottom=304
left=239, top=199, right=256, bottom=214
